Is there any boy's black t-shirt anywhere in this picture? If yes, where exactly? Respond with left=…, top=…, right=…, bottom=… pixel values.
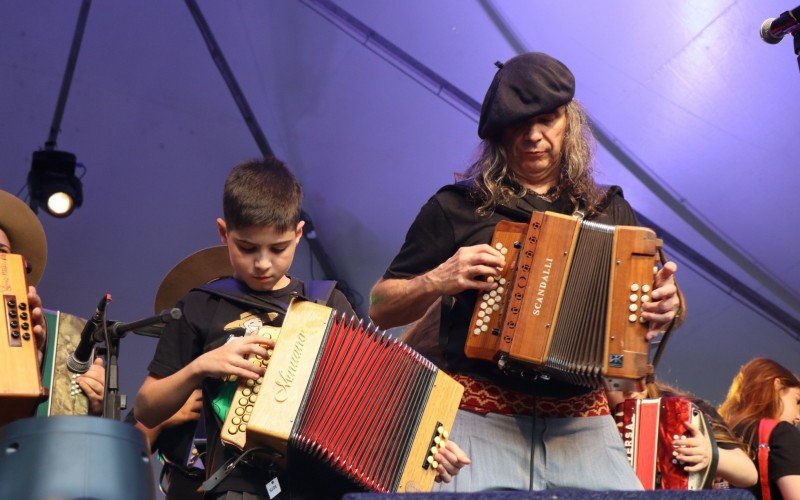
left=148, top=277, right=354, bottom=497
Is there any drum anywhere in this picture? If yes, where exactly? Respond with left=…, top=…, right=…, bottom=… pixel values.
left=0, top=416, right=155, bottom=499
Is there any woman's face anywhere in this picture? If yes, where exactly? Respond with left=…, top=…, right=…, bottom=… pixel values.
left=778, top=385, right=800, bottom=424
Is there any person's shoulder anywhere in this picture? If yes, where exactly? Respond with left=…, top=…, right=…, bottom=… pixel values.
left=773, top=420, right=800, bottom=439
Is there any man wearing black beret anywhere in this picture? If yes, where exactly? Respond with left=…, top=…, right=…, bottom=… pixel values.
left=370, top=52, right=682, bottom=491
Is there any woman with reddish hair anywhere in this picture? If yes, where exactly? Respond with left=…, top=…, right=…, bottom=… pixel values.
left=719, top=358, right=800, bottom=499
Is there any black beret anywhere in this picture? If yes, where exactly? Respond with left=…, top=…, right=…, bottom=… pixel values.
left=478, top=52, right=575, bottom=139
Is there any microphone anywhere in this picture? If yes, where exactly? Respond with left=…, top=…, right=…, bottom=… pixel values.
left=101, top=308, right=182, bottom=340
left=66, top=293, right=112, bottom=374
left=760, top=6, right=800, bottom=44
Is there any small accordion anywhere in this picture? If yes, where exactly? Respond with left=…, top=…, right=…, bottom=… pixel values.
left=614, top=397, right=717, bottom=490
left=464, top=211, right=662, bottom=389
left=0, top=253, right=46, bottom=426
left=220, top=299, right=464, bottom=493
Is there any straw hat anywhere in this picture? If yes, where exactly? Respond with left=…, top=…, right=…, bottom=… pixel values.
left=154, top=245, right=232, bottom=314
left=0, top=190, right=47, bottom=285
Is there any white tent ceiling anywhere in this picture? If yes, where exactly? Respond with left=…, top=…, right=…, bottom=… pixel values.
left=2, top=0, right=799, bottom=409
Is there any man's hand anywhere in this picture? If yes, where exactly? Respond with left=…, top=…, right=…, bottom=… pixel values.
left=642, top=261, right=681, bottom=340
left=77, top=357, right=105, bottom=416
left=424, top=244, right=505, bottom=296
left=28, top=285, right=46, bottom=359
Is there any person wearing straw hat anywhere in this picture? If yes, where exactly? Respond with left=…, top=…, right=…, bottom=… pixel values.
left=0, top=189, right=105, bottom=415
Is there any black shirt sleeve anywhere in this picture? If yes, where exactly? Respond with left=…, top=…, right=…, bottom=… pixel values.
left=384, top=196, right=456, bottom=279
left=769, top=421, right=800, bottom=481
left=148, top=291, right=211, bottom=378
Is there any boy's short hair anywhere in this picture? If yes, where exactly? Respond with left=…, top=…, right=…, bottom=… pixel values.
left=223, top=157, right=303, bottom=232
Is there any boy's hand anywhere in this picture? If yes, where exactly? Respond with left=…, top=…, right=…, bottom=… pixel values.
left=434, top=439, right=471, bottom=483
left=163, top=389, right=203, bottom=428
left=194, top=335, right=274, bottom=381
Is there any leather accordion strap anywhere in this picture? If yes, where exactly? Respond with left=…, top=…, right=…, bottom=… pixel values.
left=450, top=373, right=609, bottom=418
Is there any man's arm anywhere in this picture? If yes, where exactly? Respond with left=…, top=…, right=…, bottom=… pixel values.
left=370, top=244, right=505, bottom=330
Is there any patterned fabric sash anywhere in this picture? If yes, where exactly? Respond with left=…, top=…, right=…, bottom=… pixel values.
left=451, top=373, right=610, bottom=418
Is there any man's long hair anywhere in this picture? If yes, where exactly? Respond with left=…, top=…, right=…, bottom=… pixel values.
left=718, top=357, right=800, bottom=450
left=458, top=100, right=605, bottom=215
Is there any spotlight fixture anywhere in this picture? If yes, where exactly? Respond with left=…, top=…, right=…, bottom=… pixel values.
left=27, top=149, right=83, bottom=218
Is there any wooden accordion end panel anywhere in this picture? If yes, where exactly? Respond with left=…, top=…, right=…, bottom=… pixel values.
left=466, top=211, right=662, bottom=388
left=224, top=299, right=464, bottom=493
left=0, top=253, right=46, bottom=426
left=36, top=310, right=90, bottom=416
left=615, top=397, right=715, bottom=490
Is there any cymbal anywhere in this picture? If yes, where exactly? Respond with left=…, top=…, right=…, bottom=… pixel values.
left=154, top=245, right=232, bottom=314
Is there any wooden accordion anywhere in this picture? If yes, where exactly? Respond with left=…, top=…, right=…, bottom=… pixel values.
left=0, top=253, right=46, bottom=426
left=220, top=299, right=464, bottom=493
left=614, top=397, right=717, bottom=490
left=465, top=211, right=662, bottom=389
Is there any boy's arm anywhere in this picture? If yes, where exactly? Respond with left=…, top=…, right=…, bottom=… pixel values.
left=135, top=335, right=272, bottom=428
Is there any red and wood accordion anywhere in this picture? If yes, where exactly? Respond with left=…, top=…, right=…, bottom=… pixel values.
left=465, top=211, right=662, bottom=389
left=220, top=299, right=464, bottom=493
left=0, top=253, right=46, bottom=426
left=614, top=397, right=717, bottom=490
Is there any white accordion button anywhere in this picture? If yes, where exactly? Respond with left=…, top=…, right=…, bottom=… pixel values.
left=628, top=304, right=638, bottom=312
left=495, top=243, right=503, bottom=250
left=499, top=278, right=507, bottom=285
left=500, top=247, right=508, bottom=255
left=628, top=314, right=637, bottom=323
left=641, top=295, right=650, bottom=303
left=630, top=283, right=640, bottom=292
left=642, top=284, right=651, bottom=293
left=497, top=286, right=505, bottom=294
left=473, top=328, right=481, bottom=335
left=629, top=294, right=638, bottom=302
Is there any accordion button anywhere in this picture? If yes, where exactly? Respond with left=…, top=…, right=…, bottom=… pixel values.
left=235, top=407, right=244, bottom=416
left=641, top=295, right=650, bottom=303
left=257, top=377, right=264, bottom=384
left=242, top=389, right=252, bottom=396
left=243, top=414, right=250, bottom=423
left=482, top=294, right=490, bottom=301
left=476, top=319, right=484, bottom=327
left=497, top=286, right=505, bottom=294
left=639, top=316, right=647, bottom=323
left=642, top=284, right=651, bottom=293
left=6, top=299, right=16, bottom=308
left=499, top=278, right=507, bottom=285
left=628, top=304, right=638, bottom=312
left=487, top=276, right=495, bottom=284
left=481, top=325, right=488, bottom=332
left=473, top=328, right=481, bottom=335
left=629, top=294, right=638, bottom=302
left=246, top=379, right=255, bottom=387
left=490, top=290, right=497, bottom=298
left=249, top=395, right=257, bottom=403
left=495, top=243, right=503, bottom=250
left=239, top=424, right=247, bottom=432
left=492, top=304, right=500, bottom=311
left=8, top=310, right=16, bottom=318
left=478, top=310, right=485, bottom=318
left=253, top=385, right=260, bottom=394
left=630, top=284, right=640, bottom=292
left=431, top=446, right=438, bottom=455
left=232, top=417, right=241, bottom=425
left=229, top=425, right=238, bottom=434
left=19, top=312, right=27, bottom=320
left=487, top=299, right=495, bottom=306
left=22, top=332, right=30, bottom=340
left=500, top=247, right=508, bottom=255
left=628, top=314, right=637, bottom=323
left=245, top=405, right=253, bottom=413
left=18, top=302, right=26, bottom=310
left=239, top=398, right=248, bottom=406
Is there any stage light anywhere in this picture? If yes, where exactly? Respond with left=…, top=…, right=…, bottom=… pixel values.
left=27, top=150, right=83, bottom=218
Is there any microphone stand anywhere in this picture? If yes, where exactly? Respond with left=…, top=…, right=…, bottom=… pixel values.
left=97, top=308, right=182, bottom=420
